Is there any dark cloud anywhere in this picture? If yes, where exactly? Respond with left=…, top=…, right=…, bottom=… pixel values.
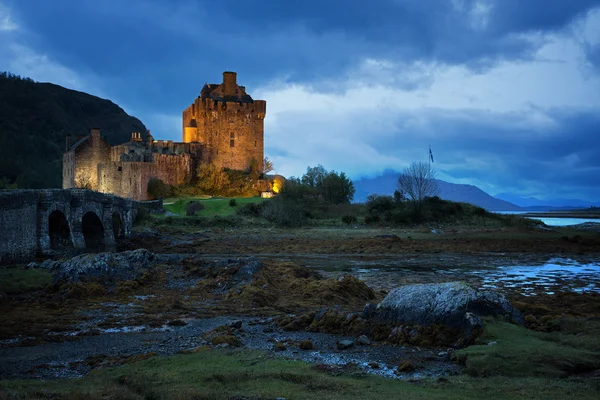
left=3, top=0, right=600, bottom=200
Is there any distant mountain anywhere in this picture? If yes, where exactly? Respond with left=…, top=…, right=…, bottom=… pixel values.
left=495, top=193, right=600, bottom=209
left=0, top=72, right=147, bottom=189
left=353, top=170, right=522, bottom=211
left=434, top=180, right=522, bottom=211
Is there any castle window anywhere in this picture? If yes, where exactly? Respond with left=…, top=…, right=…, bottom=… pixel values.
left=230, top=139, right=235, bottom=147
left=118, top=167, right=122, bottom=172
left=254, top=141, right=257, bottom=148
left=230, top=133, right=234, bottom=139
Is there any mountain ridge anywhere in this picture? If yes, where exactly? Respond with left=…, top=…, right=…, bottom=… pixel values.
left=353, top=170, right=522, bottom=211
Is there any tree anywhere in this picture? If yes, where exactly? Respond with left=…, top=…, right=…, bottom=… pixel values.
left=264, top=157, right=274, bottom=174
left=284, top=165, right=355, bottom=204
left=147, top=178, right=172, bottom=199
left=196, top=163, right=230, bottom=194
left=397, top=161, right=439, bottom=213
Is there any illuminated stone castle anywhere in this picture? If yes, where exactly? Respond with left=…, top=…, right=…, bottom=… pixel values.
left=62, top=72, right=266, bottom=201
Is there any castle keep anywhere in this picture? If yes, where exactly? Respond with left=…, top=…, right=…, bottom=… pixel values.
left=63, top=72, right=266, bottom=201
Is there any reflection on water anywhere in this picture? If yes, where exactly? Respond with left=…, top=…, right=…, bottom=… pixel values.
left=468, top=259, right=600, bottom=295
left=269, top=254, right=600, bottom=295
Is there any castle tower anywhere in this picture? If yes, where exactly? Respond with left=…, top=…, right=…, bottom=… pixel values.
left=182, top=71, right=266, bottom=173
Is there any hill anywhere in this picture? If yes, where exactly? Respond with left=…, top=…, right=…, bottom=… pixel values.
left=0, top=72, right=147, bottom=189
left=353, top=170, right=522, bottom=211
left=495, top=192, right=600, bottom=210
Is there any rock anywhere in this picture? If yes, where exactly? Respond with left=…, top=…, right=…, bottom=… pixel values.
left=297, top=339, right=315, bottom=350
left=274, top=342, right=286, bottom=352
left=263, top=327, right=274, bottom=333
left=368, top=362, right=380, bottom=369
left=375, top=234, right=399, bottom=239
left=227, top=320, right=243, bottom=330
left=336, top=340, right=354, bottom=350
left=167, top=320, right=187, bottom=327
left=47, top=249, right=156, bottom=283
left=366, top=282, right=523, bottom=335
left=357, top=335, right=371, bottom=346
left=396, top=361, right=415, bottom=373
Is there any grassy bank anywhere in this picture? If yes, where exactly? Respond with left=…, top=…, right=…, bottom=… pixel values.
left=163, top=197, right=264, bottom=217
left=0, top=267, right=51, bottom=295
left=1, top=348, right=597, bottom=400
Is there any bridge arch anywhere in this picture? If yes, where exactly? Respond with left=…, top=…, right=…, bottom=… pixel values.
left=48, top=210, right=73, bottom=250
left=82, top=211, right=105, bottom=252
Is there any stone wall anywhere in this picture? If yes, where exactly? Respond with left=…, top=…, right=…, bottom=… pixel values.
left=0, top=189, right=138, bottom=264
left=183, top=99, right=265, bottom=172
left=0, top=191, right=38, bottom=263
left=63, top=129, right=111, bottom=190
left=98, top=154, right=194, bottom=201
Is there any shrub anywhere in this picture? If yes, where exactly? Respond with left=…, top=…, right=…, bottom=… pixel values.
left=366, top=195, right=395, bottom=214
left=229, top=199, right=237, bottom=207
left=147, top=178, right=172, bottom=199
left=342, top=215, right=358, bottom=224
left=261, top=199, right=305, bottom=227
left=236, top=202, right=263, bottom=217
left=185, top=201, right=205, bottom=216
left=364, top=214, right=381, bottom=225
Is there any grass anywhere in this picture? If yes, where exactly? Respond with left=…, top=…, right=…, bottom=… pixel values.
left=458, top=320, right=600, bottom=378
left=1, top=348, right=598, bottom=400
left=164, top=197, right=264, bottom=217
left=0, top=267, right=52, bottom=295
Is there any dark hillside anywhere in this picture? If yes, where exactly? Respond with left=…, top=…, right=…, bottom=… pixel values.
left=0, top=72, right=147, bottom=188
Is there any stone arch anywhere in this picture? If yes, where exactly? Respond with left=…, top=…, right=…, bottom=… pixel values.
left=48, top=210, right=73, bottom=250
left=82, top=211, right=105, bottom=252
left=112, top=212, right=124, bottom=239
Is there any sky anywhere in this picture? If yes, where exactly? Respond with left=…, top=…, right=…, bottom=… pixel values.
left=1, top=0, right=599, bottom=201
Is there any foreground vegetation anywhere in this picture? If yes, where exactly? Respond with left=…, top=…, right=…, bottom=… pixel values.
left=1, top=347, right=597, bottom=400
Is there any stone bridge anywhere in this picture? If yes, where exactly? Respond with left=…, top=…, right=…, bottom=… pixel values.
left=0, top=189, right=159, bottom=264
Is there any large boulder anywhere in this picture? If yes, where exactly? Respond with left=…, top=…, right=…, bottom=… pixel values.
left=40, top=249, right=155, bottom=283
left=363, top=282, right=523, bottom=334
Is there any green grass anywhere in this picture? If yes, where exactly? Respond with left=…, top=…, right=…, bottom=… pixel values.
left=458, top=320, right=600, bottom=378
left=164, top=197, right=264, bottom=216
left=0, top=267, right=52, bottom=295
left=1, top=348, right=597, bottom=400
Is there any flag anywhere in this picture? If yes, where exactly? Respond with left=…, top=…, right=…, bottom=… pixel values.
left=429, top=147, right=434, bottom=163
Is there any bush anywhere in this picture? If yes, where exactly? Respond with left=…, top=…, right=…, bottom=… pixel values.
left=342, top=215, right=358, bottom=224
left=229, top=199, right=237, bottom=207
left=366, top=195, right=395, bottom=214
left=147, top=178, right=172, bottom=199
left=236, top=202, right=263, bottom=217
left=260, top=199, right=305, bottom=227
left=364, top=214, right=381, bottom=225
left=185, top=201, right=205, bottom=216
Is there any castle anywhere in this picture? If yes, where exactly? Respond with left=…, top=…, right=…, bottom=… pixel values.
left=63, top=72, right=266, bottom=201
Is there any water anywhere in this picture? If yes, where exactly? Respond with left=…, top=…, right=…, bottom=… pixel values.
left=495, top=211, right=600, bottom=226
left=271, top=254, right=600, bottom=295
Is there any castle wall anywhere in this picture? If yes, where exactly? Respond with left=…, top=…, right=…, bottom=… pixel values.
left=63, top=130, right=111, bottom=190
left=183, top=99, right=265, bottom=172
left=98, top=154, right=194, bottom=201
left=62, top=151, right=75, bottom=189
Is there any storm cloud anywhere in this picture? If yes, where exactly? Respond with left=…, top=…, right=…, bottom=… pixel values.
left=1, top=0, right=599, bottom=200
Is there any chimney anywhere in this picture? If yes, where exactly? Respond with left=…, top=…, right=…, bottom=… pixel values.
left=222, top=71, right=237, bottom=97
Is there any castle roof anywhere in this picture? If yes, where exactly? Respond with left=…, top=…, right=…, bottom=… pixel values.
left=67, top=135, right=90, bottom=152
left=200, top=82, right=254, bottom=103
